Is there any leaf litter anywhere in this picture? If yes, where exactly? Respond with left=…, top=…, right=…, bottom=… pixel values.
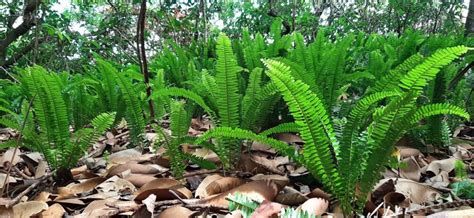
left=0, top=120, right=472, bottom=217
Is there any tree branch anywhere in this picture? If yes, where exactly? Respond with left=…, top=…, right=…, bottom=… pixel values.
left=2, top=37, right=45, bottom=68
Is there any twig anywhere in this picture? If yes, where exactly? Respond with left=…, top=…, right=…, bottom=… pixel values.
left=5, top=171, right=53, bottom=208
left=1, top=94, right=36, bottom=196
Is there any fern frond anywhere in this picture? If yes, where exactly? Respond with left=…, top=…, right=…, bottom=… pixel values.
left=170, top=101, right=191, bottom=139
left=371, top=53, right=424, bottom=93
left=242, top=68, right=263, bottom=118
left=99, top=59, right=145, bottom=145
left=182, top=152, right=217, bottom=170
left=195, top=127, right=300, bottom=162
left=406, top=103, right=469, bottom=126
left=227, top=192, right=260, bottom=218
left=263, top=59, right=342, bottom=198
left=151, top=87, right=217, bottom=120
left=260, top=122, right=300, bottom=136
left=399, top=46, right=469, bottom=91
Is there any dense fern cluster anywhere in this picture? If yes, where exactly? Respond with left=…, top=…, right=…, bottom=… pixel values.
left=0, top=21, right=473, bottom=215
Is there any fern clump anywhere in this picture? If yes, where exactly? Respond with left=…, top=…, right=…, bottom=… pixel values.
left=195, top=46, right=470, bottom=215
left=0, top=66, right=116, bottom=172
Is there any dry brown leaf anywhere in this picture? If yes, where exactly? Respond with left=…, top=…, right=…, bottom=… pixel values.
left=40, top=203, right=65, bottom=218
left=122, top=173, right=157, bottom=187
left=107, top=163, right=166, bottom=177
left=109, top=149, right=142, bottom=164
left=96, top=175, right=137, bottom=193
left=203, top=177, right=245, bottom=197
left=275, top=186, right=308, bottom=205
left=201, top=180, right=281, bottom=207
left=250, top=155, right=285, bottom=175
left=158, top=206, right=195, bottom=218
left=375, top=179, right=441, bottom=204
left=54, top=198, right=85, bottom=205
left=195, top=174, right=223, bottom=198
left=425, top=171, right=450, bottom=188
left=400, top=157, right=422, bottom=181
left=250, top=174, right=289, bottom=189
left=250, top=200, right=283, bottom=218
left=0, top=206, right=13, bottom=217
left=0, top=148, right=22, bottom=166
left=299, top=198, right=328, bottom=216
left=134, top=178, right=192, bottom=201
left=142, top=194, right=156, bottom=216
left=425, top=158, right=458, bottom=176
left=0, top=173, right=17, bottom=187
left=383, top=192, right=410, bottom=209
left=77, top=199, right=119, bottom=217
left=251, top=142, right=276, bottom=154
left=67, top=177, right=106, bottom=194
left=305, top=188, right=331, bottom=201
left=12, top=201, right=48, bottom=218
left=34, top=191, right=51, bottom=202
left=35, top=161, right=47, bottom=178
left=236, top=154, right=269, bottom=174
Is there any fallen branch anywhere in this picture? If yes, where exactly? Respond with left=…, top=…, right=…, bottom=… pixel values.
left=5, top=172, right=54, bottom=208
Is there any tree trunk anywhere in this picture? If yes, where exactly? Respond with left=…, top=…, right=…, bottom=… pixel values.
left=466, top=0, right=474, bottom=36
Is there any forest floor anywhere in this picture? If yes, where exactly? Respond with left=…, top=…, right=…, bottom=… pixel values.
left=0, top=118, right=473, bottom=217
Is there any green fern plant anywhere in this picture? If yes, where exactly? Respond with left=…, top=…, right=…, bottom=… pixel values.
left=0, top=66, right=116, bottom=172
left=194, top=46, right=470, bottom=215
left=155, top=100, right=216, bottom=178
left=95, top=58, right=145, bottom=145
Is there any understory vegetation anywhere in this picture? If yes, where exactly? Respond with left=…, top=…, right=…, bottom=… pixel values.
left=1, top=0, right=474, bottom=217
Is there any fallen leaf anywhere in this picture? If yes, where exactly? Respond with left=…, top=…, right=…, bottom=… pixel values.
left=12, top=201, right=48, bottom=218
left=427, top=208, right=474, bottom=217
left=383, top=192, right=409, bottom=209
left=250, top=200, right=283, bottom=218
left=121, top=173, right=157, bottom=187
left=0, top=148, right=22, bottom=166
left=0, top=173, right=17, bottom=188
left=275, top=186, right=308, bottom=205
left=109, top=149, right=142, bottom=164
left=375, top=179, right=441, bottom=204
left=201, top=176, right=245, bottom=198
left=400, top=157, right=422, bottom=181
left=305, top=188, right=331, bottom=201
left=425, top=158, right=457, bottom=176
left=250, top=174, right=289, bottom=188
left=34, top=191, right=51, bottom=202
left=195, top=174, right=223, bottom=198
left=397, top=146, right=422, bottom=158
left=134, top=178, right=192, bottom=201
left=299, top=198, right=328, bottom=216
left=201, top=180, right=281, bottom=207
left=275, top=133, right=303, bottom=144
left=96, top=176, right=137, bottom=193
left=425, top=171, right=450, bottom=189
left=158, top=206, right=195, bottom=218
left=107, top=163, right=166, bottom=177
left=78, top=199, right=119, bottom=217
left=40, top=203, right=65, bottom=218
left=142, top=194, right=156, bottom=216
left=67, top=177, right=106, bottom=194
left=35, top=161, right=47, bottom=178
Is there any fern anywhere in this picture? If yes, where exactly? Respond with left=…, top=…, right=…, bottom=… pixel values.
left=227, top=192, right=260, bottom=218
left=97, top=59, right=146, bottom=145
left=263, top=59, right=343, bottom=199
left=215, top=33, right=242, bottom=164
left=260, top=122, right=300, bottom=136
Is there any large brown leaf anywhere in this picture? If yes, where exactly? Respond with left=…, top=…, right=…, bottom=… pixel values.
left=134, top=178, right=192, bottom=201
left=158, top=206, right=195, bottom=218
left=195, top=175, right=245, bottom=199
left=12, top=201, right=48, bottom=218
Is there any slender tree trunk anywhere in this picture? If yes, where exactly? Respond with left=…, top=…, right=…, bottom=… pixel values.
left=465, top=0, right=474, bottom=36
left=137, top=0, right=155, bottom=120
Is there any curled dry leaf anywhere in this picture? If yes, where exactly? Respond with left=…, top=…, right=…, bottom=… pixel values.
left=426, top=171, right=450, bottom=189
left=275, top=133, right=303, bottom=144
left=203, top=176, right=245, bottom=197
left=427, top=208, right=474, bottom=217
left=107, top=163, right=166, bottom=177
left=425, top=158, right=458, bottom=176
left=375, top=179, right=442, bottom=204
left=121, top=173, right=157, bottom=187
left=195, top=174, right=223, bottom=198
left=0, top=148, right=22, bottom=166
left=299, top=198, right=329, bottom=216
left=158, top=206, right=195, bottom=218
left=400, top=157, right=422, bottom=181
left=201, top=180, right=281, bottom=208
left=251, top=141, right=276, bottom=155
left=305, top=188, right=331, bottom=201
left=249, top=155, right=285, bottom=175
left=275, top=186, right=308, bottom=205
left=96, top=175, right=137, bottom=193
left=142, top=194, right=156, bottom=215
left=134, top=178, right=192, bottom=201
left=34, top=191, right=51, bottom=202
left=12, top=201, right=48, bottom=218
left=55, top=177, right=106, bottom=200
left=383, top=192, right=410, bottom=209
left=40, top=203, right=65, bottom=218
left=250, top=200, right=284, bottom=218
left=0, top=173, right=17, bottom=188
